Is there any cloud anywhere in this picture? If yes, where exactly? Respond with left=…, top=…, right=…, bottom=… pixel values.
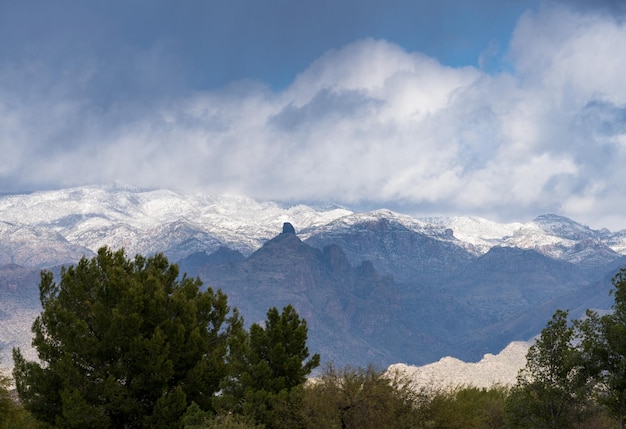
left=2, top=4, right=626, bottom=229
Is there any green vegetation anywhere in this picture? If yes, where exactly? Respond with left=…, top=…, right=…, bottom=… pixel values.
left=577, top=269, right=626, bottom=428
left=299, top=364, right=422, bottom=429
left=180, top=402, right=264, bottom=429
left=426, top=385, right=508, bottom=428
left=12, top=248, right=317, bottom=428
left=0, top=363, right=39, bottom=428
left=505, top=268, right=626, bottom=429
left=505, top=310, right=592, bottom=428
left=9, top=247, right=626, bottom=427
left=216, top=305, right=320, bottom=428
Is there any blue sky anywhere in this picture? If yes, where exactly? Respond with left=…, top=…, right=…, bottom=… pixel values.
left=2, top=0, right=626, bottom=229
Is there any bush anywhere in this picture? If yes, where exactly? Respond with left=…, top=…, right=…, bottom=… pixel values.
left=300, top=364, right=422, bottom=429
left=427, top=385, right=508, bottom=429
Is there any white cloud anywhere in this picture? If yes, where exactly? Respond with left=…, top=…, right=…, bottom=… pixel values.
left=3, top=5, right=626, bottom=229
left=511, top=5, right=626, bottom=102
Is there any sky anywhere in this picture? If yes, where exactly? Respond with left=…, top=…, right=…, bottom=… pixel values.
left=2, top=1, right=626, bottom=229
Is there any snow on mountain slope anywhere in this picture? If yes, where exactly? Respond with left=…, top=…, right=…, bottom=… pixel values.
left=422, top=214, right=623, bottom=264
left=605, top=230, right=626, bottom=255
left=0, top=221, right=92, bottom=267
left=1, top=186, right=623, bottom=380
left=316, top=210, right=625, bottom=266
left=300, top=209, right=457, bottom=242
left=1, top=185, right=626, bottom=267
left=0, top=185, right=353, bottom=262
left=499, top=215, right=621, bottom=266
left=388, top=341, right=531, bottom=390
left=418, top=216, right=524, bottom=255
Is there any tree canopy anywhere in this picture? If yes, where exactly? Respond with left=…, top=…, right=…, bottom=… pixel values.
left=12, top=247, right=321, bottom=428
left=217, top=305, right=320, bottom=428
left=580, top=269, right=626, bottom=428
left=505, top=309, right=591, bottom=428
left=13, top=247, right=233, bottom=427
left=506, top=269, right=626, bottom=428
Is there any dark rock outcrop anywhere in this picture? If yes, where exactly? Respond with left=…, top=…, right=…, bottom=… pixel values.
left=282, top=222, right=296, bottom=234
left=180, top=223, right=613, bottom=367
left=182, top=225, right=423, bottom=367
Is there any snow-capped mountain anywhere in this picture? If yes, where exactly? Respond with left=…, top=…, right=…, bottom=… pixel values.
left=2, top=185, right=626, bottom=369
left=0, top=184, right=352, bottom=266
left=1, top=184, right=625, bottom=268
left=420, top=213, right=624, bottom=267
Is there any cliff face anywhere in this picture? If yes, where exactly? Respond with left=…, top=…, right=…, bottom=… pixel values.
left=305, top=217, right=474, bottom=286
left=180, top=222, right=617, bottom=368
left=185, top=223, right=415, bottom=367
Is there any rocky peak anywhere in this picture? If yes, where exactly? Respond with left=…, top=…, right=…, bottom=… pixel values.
left=282, top=222, right=296, bottom=234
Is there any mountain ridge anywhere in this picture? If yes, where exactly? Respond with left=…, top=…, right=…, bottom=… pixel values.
left=0, top=185, right=624, bottom=368
left=2, top=185, right=625, bottom=268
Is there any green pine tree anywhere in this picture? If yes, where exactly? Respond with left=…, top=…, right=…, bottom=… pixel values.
left=13, top=247, right=234, bottom=428
left=218, top=304, right=320, bottom=428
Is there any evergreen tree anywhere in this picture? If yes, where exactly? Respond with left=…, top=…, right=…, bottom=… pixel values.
left=13, top=247, right=233, bottom=428
left=218, top=305, right=320, bottom=428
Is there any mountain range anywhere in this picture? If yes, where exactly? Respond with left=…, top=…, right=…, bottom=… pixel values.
left=1, top=184, right=624, bottom=368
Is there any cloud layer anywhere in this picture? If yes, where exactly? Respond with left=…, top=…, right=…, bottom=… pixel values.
left=2, top=4, right=626, bottom=229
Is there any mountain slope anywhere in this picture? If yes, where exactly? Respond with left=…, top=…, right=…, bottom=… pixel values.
left=0, top=264, right=42, bottom=365
left=389, top=341, right=532, bottom=390
left=182, top=224, right=611, bottom=367
left=0, top=184, right=353, bottom=264
left=304, top=215, right=474, bottom=286
left=2, top=185, right=626, bottom=369
left=2, top=186, right=626, bottom=268
left=183, top=223, right=421, bottom=366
